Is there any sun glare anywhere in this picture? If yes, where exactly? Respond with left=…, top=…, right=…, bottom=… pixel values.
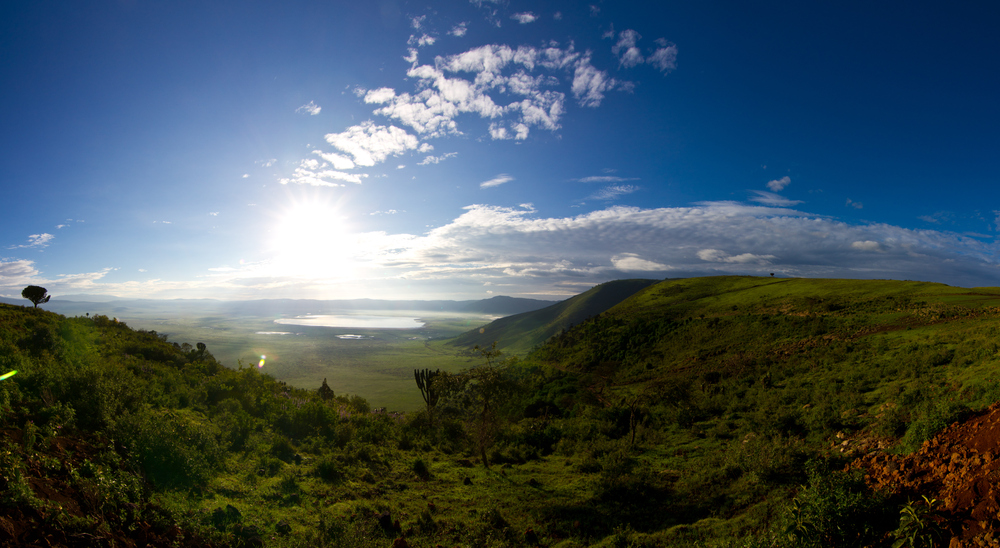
left=268, top=201, right=359, bottom=278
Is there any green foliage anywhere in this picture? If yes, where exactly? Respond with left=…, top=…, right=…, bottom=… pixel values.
left=783, top=461, right=894, bottom=547
left=892, top=496, right=945, bottom=548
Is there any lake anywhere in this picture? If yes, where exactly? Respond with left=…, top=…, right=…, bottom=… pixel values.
left=273, top=314, right=426, bottom=329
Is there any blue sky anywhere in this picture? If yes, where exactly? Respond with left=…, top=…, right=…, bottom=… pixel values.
left=2, top=1, right=999, bottom=301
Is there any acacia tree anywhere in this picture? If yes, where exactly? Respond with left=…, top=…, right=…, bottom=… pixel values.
left=439, top=342, right=519, bottom=468
left=22, top=285, right=50, bottom=308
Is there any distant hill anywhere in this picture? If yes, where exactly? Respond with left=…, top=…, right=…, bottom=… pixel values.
left=449, top=278, right=661, bottom=355
left=0, top=295, right=557, bottom=318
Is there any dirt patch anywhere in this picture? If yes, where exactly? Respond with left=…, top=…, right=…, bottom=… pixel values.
left=853, top=402, right=1000, bottom=547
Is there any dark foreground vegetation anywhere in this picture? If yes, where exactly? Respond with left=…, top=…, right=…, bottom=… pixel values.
left=3, top=276, right=1000, bottom=547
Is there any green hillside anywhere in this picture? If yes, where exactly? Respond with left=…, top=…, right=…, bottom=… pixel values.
left=449, top=278, right=660, bottom=355
left=4, top=276, right=1000, bottom=547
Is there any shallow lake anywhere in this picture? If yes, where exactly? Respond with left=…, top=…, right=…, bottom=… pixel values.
left=273, top=314, right=426, bottom=329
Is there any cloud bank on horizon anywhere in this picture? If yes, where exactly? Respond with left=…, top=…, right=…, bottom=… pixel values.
left=1, top=1, right=998, bottom=301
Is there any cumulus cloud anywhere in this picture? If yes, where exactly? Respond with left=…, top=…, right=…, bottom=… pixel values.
left=613, top=30, right=644, bottom=68
left=408, top=34, right=436, bottom=47
left=612, top=253, right=670, bottom=271
left=347, top=202, right=1000, bottom=295
left=851, top=240, right=882, bottom=252
left=697, top=249, right=777, bottom=264
left=324, top=122, right=420, bottom=167
left=296, top=101, right=322, bottom=115
left=511, top=12, right=537, bottom=24
left=449, top=23, right=468, bottom=37
left=312, top=150, right=356, bottom=170
left=480, top=174, right=514, bottom=188
left=767, top=176, right=791, bottom=192
left=592, top=185, right=639, bottom=200
left=647, top=42, right=678, bottom=73
left=279, top=158, right=367, bottom=186
left=750, top=191, right=803, bottom=207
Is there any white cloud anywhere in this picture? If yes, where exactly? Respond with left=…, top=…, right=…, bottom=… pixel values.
left=0, top=259, right=39, bottom=283
left=324, top=122, right=420, bottom=167
left=697, top=249, right=777, bottom=264
left=572, top=56, right=619, bottom=107
left=766, top=176, right=791, bottom=192
left=279, top=158, right=367, bottom=186
left=449, top=23, right=468, bottom=37
left=480, top=174, right=514, bottom=188
left=647, top=44, right=678, bottom=73
left=17, top=203, right=1000, bottom=300
left=242, top=173, right=250, bottom=178
left=418, top=152, right=458, bottom=165
left=511, top=12, right=537, bottom=24
left=296, top=101, right=322, bottom=115
left=10, top=233, right=54, bottom=249
left=592, top=185, right=639, bottom=200
left=851, top=240, right=882, bottom=252
left=577, top=175, right=638, bottom=183
left=994, top=210, right=1000, bottom=231
left=408, top=34, right=436, bottom=47
left=612, top=253, right=670, bottom=271
left=56, top=224, right=68, bottom=229
left=411, top=15, right=426, bottom=29
left=209, top=212, right=219, bottom=216
left=750, top=191, right=803, bottom=206
left=312, top=150, right=356, bottom=170
left=846, top=198, right=864, bottom=209
left=613, top=30, right=644, bottom=68
left=138, top=268, right=147, bottom=272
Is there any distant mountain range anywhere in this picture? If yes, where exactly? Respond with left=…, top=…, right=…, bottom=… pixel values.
left=0, top=294, right=557, bottom=318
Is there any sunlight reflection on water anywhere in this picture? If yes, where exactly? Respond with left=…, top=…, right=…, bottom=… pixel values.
left=273, top=314, right=425, bottom=329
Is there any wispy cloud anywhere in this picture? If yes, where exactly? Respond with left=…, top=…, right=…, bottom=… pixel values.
left=591, top=184, right=639, bottom=200
left=846, top=198, right=863, bottom=209
left=750, top=191, right=802, bottom=206
left=418, top=152, right=458, bottom=165
left=9, top=233, right=54, bottom=249
left=449, top=23, right=468, bottom=37
left=576, top=175, right=639, bottom=183
left=296, top=101, right=322, bottom=115
left=480, top=174, right=514, bottom=188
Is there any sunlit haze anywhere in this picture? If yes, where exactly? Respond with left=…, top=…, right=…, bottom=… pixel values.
left=3, top=2, right=999, bottom=301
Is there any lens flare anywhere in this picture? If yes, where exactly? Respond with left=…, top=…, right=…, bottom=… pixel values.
left=0, top=370, right=17, bottom=381
left=258, top=355, right=266, bottom=368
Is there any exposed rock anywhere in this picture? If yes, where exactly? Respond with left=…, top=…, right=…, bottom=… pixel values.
left=853, top=401, right=1000, bottom=547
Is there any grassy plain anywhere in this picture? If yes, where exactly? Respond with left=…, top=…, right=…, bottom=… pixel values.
left=111, top=309, right=492, bottom=411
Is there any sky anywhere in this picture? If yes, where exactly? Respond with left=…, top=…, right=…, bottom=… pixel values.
left=2, top=1, right=1000, bottom=301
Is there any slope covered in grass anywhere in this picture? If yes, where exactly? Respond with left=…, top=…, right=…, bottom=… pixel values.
left=449, top=278, right=660, bottom=355
left=5, top=276, right=1000, bottom=547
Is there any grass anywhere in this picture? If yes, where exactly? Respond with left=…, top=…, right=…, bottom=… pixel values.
left=106, top=310, right=488, bottom=411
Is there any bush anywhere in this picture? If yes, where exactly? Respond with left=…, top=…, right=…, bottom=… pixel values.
left=783, top=461, right=894, bottom=547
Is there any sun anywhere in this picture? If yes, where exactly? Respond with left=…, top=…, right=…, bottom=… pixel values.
left=268, top=201, right=358, bottom=278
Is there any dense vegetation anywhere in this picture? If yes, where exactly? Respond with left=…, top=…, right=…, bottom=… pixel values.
left=3, top=276, right=1000, bottom=546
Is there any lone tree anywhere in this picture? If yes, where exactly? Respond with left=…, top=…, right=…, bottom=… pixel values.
left=318, top=378, right=335, bottom=401
left=414, top=368, right=442, bottom=423
left=21, top=285, right=50, bottom=308
left=438, top=342, right=519, bottom=468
